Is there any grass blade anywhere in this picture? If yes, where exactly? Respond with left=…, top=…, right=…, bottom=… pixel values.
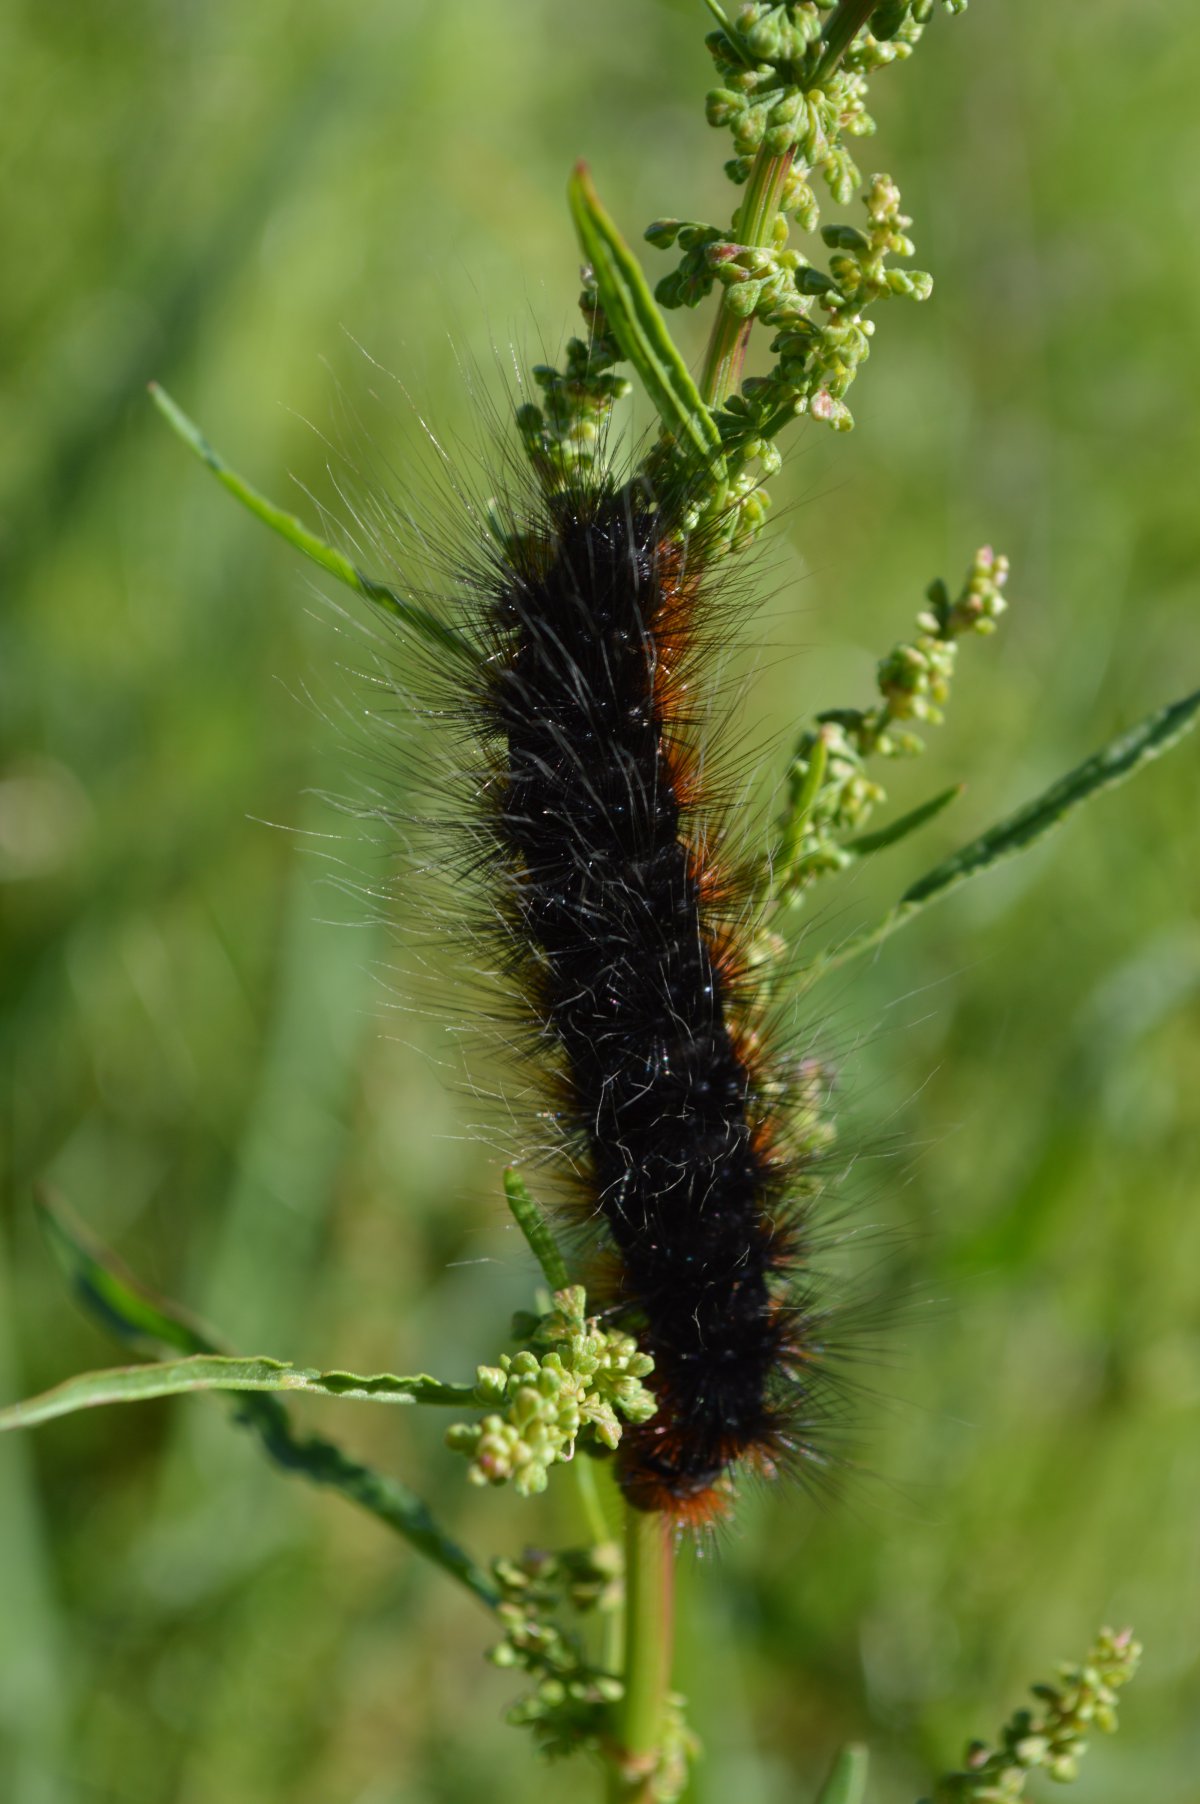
left=149, top=383, right=475, bottom=665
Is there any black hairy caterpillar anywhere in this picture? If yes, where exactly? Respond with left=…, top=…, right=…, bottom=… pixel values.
left=410, top=447, right=843, bottom=1526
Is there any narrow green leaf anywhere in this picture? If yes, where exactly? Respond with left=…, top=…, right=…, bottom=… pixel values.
left=778, top=731, right=830, bottom=867
left=843, top=783, right=964, bottom=858
left=250, top=1405, right=500, bottom=1609
left=148, top=383, right=475, bottom=665
left=814, top=1743, right=869, bottom=1804
left=813, top=684, right=1200, bottom=976
left=504, top=1169, right=570, bottom=1290
left=901, top=686, right=1200, bottom=907
left=568, top=166, right=724, bottom=473
left=37, top=1190, right=219, bottom=1358
left=0, top=1354, right=477, bottom=1433
left=1, top=1356, right=283, bottom=1429
left=33, top=1198, right=498, bottom=1611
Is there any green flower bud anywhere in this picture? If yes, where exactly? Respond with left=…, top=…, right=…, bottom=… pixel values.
left=474, top=1364, right=508, bottom=1404
left=821, top=222, right=872, bottom=251
left=705, top=87, right=746, bottom=129
left=725, top=280, right=763, bottom=316
left=644, top=217, right=682, bottom=249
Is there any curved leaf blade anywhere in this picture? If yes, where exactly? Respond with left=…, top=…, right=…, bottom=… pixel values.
left=31, top=1198, right=498, bottom=1609
left=812, top=683, right=1200, bottom=976
left=814, top=1742, right=869, bottom=1804
left=844, top=783, right=964, bottom=859
left=568, top=165, right=724, bottom=472
left=149, top=384, right=475, bottom=665
left=0, top=1355, right=477, bottom=1433
left=252, top=1410, right=500, bottom=1610
left=37, top=1191, right=219, bottom=1358
left=902, top=685, right=1200, bottom=908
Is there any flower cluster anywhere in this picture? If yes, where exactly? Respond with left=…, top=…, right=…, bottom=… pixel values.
left=445, top=1285, right=656, bottom=1497
left=488, top=1546, right=696, bottom=1796
left=769, top=545, right=1008, bottom=905
left=523, top=1, right=970, bottom=551
left=488, top=1546, right=624, bottom=1757
left=925, top=1627, right=1142, bottom=1801
left=515, top=280, right=632, bottom=488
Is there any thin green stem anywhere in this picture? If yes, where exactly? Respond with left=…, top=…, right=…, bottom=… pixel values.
left=699, top=146, right=795, bottom=409
left=812, top=0, right=880, bottom=86
left=607, top=1506, right=675, bottom=1803
left=574, top=1453, right=612, bottom=1548
left=697, top=0, right=877, bottom=413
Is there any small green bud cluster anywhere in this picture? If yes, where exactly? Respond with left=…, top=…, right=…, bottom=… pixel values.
left=488, top=1545, right=625, bottom=1760
left=634, top=1, right=970, bottom=549
left=649, top=178, right=930, bottom=445
left=877, top=543, right=1008, bottom=726
left=771, top=546, right=1008, bottom=904
left=516, top=280, right=632, bottom=489
left=487, top=1545, right=697, bottom=1794
left=702, top=5, right=887, bottom=201
left=739, top=169, right=932, bottom=444
left=924, top=1627, right=1142, bottom=1802
left=517, top=4, right=968, bottom=555
left=641, top=1692, right=699, bottom=1804
left=445, top=1285, right=656, bottom=1497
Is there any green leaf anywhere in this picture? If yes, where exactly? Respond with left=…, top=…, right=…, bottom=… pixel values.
left=901, top=686, right=1200, bottom=907
left=37, top=1191, right=219, bottom=1358
left=814, top=1743, right=869, bottom=1804
left=149, top=384, right=475, bottom=666
left=30, top=1197, right=499, bottom=1611
left=0, top=1354, right=477, bottom=1433
left=254, top=1415, right=500, bottom=1609
left=776, top=729, right=830, bottom=873
left=504, top=1169, right=570, bottom=1290
left=813, top=684, right=1200, bottom=976
left=843, top=783, right=964, bottom=858
left=814, top=1742, right=869, bottom=1804
left=568, top=166, right=724, bottom=474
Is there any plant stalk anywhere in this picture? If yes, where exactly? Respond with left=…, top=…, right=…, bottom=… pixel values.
left=697, top=0, right=878, bottom=411
left=606, top=1505, right=675, bottom=1802
left=813, top=0, right=880, bottom=84
left=699, top=145, right=795, bottom=409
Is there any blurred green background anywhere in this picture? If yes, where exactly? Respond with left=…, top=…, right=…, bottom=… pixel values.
left=2, top=2, right=1198, bottom=1800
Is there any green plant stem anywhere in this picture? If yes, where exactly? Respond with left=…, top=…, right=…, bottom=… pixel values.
left=607, top=1507, right=675, bottom=1802
left=697, top=0, right=878, bottom=411
left=699, top=146, right=795, bottom=408
left=575, top=1453, right=612, bottom=1547
left=812, top=0, right=880, bottom=85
